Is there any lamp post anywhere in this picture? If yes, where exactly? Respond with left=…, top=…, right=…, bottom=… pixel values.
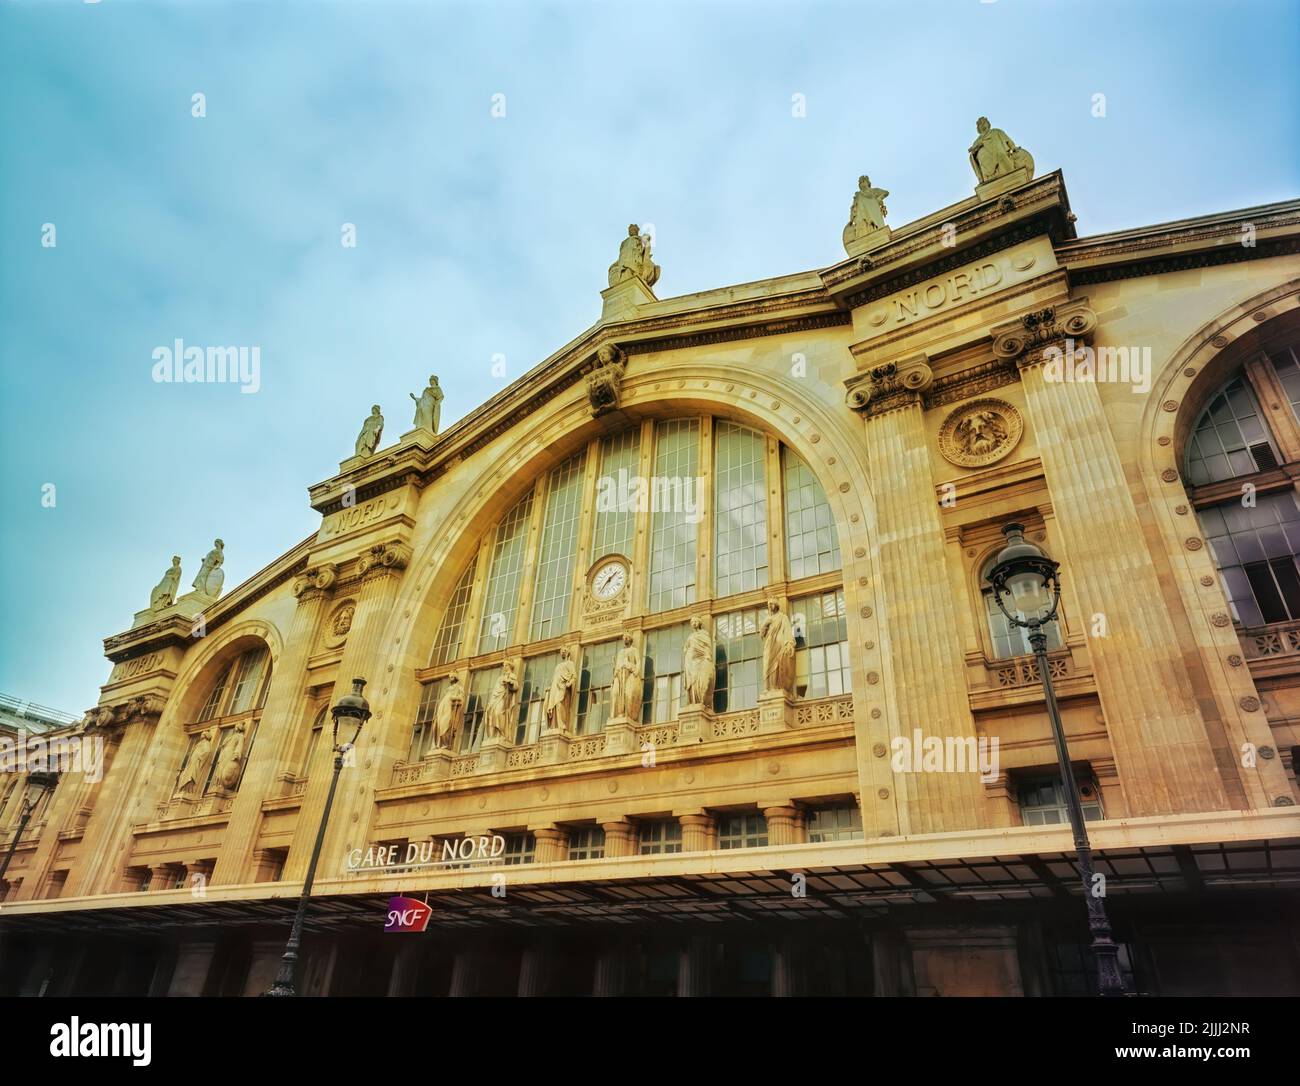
left=0, top=771, right=58, bottom=893
left=265, top=677, right=371, bottom=997
left=987, top=523, right=1127, bottom=997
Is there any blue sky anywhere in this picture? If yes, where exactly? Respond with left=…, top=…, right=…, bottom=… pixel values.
left=1, top=0, right=1297, bottom=714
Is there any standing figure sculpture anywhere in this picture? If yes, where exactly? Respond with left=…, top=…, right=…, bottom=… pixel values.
left=409, top=375, right=444, bottom=433
left=683, top=615, right=716, bottom=708
left=544, top=647, right=577, bottom=734
left=847, top=175, right=889, bottom=234
left=607, top=224, right=661, bottom=288
left=192, top=539, right=225, bottom=597
left=433, top=674, right=464, bottom=750
left=968, top=117, right=1034, bottom=184
left=760, top=599, right=797, bottom=695
left=177, top=727, right=214, bottom=796
left=610, top=633, right=642, bottom=721
left=150, top=555, right=182, bottom=610
left=355, top=404, right=384, bottom=458
left=216, top=722, right=248, bottom=791
left=484, top=662, right=518, bottom=743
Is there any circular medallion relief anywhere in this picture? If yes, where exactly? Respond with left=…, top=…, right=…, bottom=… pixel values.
left=937, top=399, right=1024, bottom=468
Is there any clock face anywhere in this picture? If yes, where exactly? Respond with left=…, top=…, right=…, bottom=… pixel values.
left=591, top=558, right=629, bottom=600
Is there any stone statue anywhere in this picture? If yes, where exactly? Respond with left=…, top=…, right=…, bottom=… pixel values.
left=484, top=662, right=517, bottom=742
left=355, top=404, right=384, bottom=458
left=845, top=175, right=889, bottom=238
left=433, top=674, right=464, bottom=750
left=683, top=615, right=716, bottom=708
left=176, top=727, right=214, bottom=795
left=968, top=117, right=1034, bottom=185
left=543, top=647, right=577, bottom=734
left=192, top=539, right=225, bottom=597
left=216, top=722, right=248, bottom=791
left=409, top=375, right=444, bottom=433
left=150, top=556, right=182, bottom=610
left=610, top=633, right=642, bottom=721
left=760, top=598, right=797, bottom=695
left=607, top=224, right=661, bottom=288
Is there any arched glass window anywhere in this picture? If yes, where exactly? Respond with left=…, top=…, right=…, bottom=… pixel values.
left=1184, top=376, right=1278, bottom=485
left=416, top=416, right=850, bottom=758
left=1201, top=492, right=1300, bottom=626
left=981, top=554, right=1063, bottom=659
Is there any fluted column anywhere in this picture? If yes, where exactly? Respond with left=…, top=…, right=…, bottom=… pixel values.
left=855, top=362, right=985, bottom=834
left=601, top=819, right=636, bottom=858
left=517, top=942, right=554, bottom=997
left=679, top=812, right=714, bottom=852
left=592, top=944, right=627, bottom=996
left=762, top=805, right=802, bottom=845
left=448, top=949, right=481, bottom=997
left=286, top=545, right=409, bottom=882
left=532, top=826, right=568, bottom=864
left=1004, top=306, right=1229, bottom=814
left=677, top=934, right=712, bottom=996
left=213, top=566, right=334, bottom=885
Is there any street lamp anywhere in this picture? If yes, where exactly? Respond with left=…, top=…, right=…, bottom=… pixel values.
left=265, top=677, right=371, bottom=997
left=987, top=523, right=1128, bottom=997
left=0, top=771, right=58, bottom=893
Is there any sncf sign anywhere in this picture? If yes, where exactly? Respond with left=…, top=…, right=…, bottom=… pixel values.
left=385, top=896, right=432, bottom=933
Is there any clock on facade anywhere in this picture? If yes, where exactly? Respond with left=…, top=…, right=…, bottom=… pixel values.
left=590, top=556, right=630, bottom=601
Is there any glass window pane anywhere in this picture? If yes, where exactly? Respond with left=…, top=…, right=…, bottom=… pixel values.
left=476, top=492, right=536, bottom=653
left=783, top=448, right=841, bottom=578
left=714, top=608, right=763, bottom=712
left=431, top=558, right=477, bottom=666
left=528, top=454, right=586, bottom=640
left=792, top=589, right=851, bottom=699
left=592, top=428, right=641, bottom=560
left=1184, top=376, right=1278, bottom=485
left=714, top=423, right=769, bottom=597
left=646, top=420, right=701, bottom=613
left=516, top=653, right=558, bottom=746
left=576, top=639, right=618, bottom=735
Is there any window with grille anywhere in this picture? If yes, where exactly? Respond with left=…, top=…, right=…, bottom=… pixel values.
left=637, top=819, right=682, bottom=855
left=567, top=826, right=605, bottom=860
left=714, top=608, right=763, bottom=712
left=718, top=812, right=768, bottom=849
left=641, top=624, right=687, bottom=723
left=806, top=804, right=863, bottom=842
left=1017, top=774, right=1103, bottom=826
left=792, top=589, right=851, bottom=698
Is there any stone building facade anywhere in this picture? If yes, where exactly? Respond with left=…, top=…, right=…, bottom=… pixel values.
left=2, top=132, right=1299, bottom=996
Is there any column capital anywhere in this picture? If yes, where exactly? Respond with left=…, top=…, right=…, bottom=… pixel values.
left=991, top=299, right=1097, bottom=367
left=291, top=562, right=337, bottom=601
left=845, top=352, right=933, bottom=418
left=356, top=540, right=412, bottom=581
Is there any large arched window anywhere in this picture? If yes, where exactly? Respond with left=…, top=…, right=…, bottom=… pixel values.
left=1185, top=339, right=1300, bottom=629
left=415, top=417, right=846, bottom=756
left=172, top=645, right=272, bottom=807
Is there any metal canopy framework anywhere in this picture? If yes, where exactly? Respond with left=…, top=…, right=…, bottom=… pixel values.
left=4, top=835, right=1296, bottom=937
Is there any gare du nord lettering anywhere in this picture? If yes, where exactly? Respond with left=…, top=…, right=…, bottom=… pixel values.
left=347, top=834, right=509, bottom=873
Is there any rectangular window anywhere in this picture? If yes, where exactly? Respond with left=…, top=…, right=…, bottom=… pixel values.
left=714, top=608, right=763, bottom=712
left=807, top=804, right=863, bottom=842
left=642, top=624, right=688, bottom=723
left=409, top=680, right=442, bottom=762
left=718, top=812, right=768, bottom=849
left=637, top=818, right=682, bottom=855
left=431, top=559, right=477, bottom=666
left=460, top=667, right=500, bottom=754
left=576, top=639, right=618, bottom=735
left=592, top=427, right=641, bottom=560
left=567, top=826, right=606, bottom=860
left=1018, top=774, right=1103, bottom=826
left=783, top=448, right=841, bottom=578
left=516, top=653, right=558, bottom=746
left=792, top=589, right=851, bottom=699
left=476, top=493, right=536, bottom=654
left=529, top=455, right=586, bottom=640
left=646, top=419, right=700, bottom=613
left=1201, top=491, right=1300, bottom=627
left=713, top=422, right=769, bottom=598
left=501, top=832, right=536, bottom=865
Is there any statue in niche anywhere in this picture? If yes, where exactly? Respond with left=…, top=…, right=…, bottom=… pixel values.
left=544, top=647, right=577, bottom=734
left=409, top=375, right=444, bottom=433
left=607, top=224, right=661, bottom=288
left=968, top=117, right=1034, bottom=184
left=845, top=175, right=889, bottom=235
left=150, top=556, right=182, bottom=610
left=355, top=404, right=384, bottom=458
left=760, top=598, right=797, bottom=695
left=176, top=727, right=215, bottom=796
left=682, top=615, right=716, bottom=708
left=433, top=674, right=464, bottom=750
left=216, top=722, right=248, bottom=791
left=484, top=662, right=518, bottom=742
left=610, top=633, right=642, bottom=721
left=192, top=539, right=225, bottom=597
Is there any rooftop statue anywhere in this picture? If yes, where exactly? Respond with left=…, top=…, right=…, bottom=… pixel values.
left=968, top=116, right=1034, bottom=185
left=848, top=175, right=889, bottom=232
left=607, top=224, right=660, bottom=289
left=150, top=555, right=182, bottom=611
left=409, top=375, right=444, bottom=433
left=355, top=404, right=384, bottom=458
left=192, top=539, right=225, bottom=597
